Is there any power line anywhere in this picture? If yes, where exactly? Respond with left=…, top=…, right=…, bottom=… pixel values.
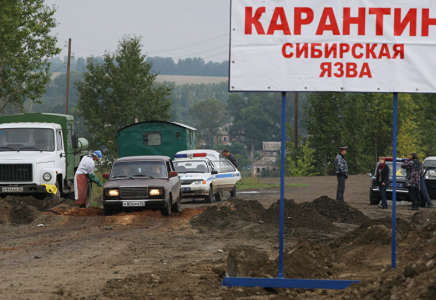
left=148, top=33, right=228, bottom=54
left=69, top=33, right=229, bottom=56
left=71, top=46, right=106, bottom=54
left=172, top=45, right=229, bottom=59
left=202, top=51, right=229, bottom=60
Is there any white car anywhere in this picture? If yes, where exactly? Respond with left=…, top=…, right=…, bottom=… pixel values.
left=422, top=156, right=436, bottom=199
left=173, top=151, right=241, bottom=202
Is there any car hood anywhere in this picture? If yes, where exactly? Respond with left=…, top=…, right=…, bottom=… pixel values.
left=104, top=178, right=168, bottom=188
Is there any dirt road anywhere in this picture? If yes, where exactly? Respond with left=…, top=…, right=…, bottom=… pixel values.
left=1, top=175, right=435, bottom=300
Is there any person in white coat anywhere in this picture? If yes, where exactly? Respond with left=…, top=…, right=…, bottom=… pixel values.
left=75, top=150, right=103, bottom=208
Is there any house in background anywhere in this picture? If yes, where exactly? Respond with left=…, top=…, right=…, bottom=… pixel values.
left=251, top=142, right=281, bottom=176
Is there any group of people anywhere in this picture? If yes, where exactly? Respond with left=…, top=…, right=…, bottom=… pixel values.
left=334, top=146, right=433, bottom=210
left=74, top=149, right=239, bottom=208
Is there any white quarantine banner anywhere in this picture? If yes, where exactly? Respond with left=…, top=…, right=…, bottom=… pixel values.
left=229, top=0, right=436, bottom=92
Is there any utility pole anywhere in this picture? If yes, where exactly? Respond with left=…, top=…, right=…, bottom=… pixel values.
left=65, top=38, right=71, bottom=115
left=294, top=92, right=298, bottom=149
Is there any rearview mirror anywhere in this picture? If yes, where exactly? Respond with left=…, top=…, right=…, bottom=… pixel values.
left=367, top=173, right=373, bottom=177
left=169, top=171, right=178, bottom=178
left=103, top=173, right=110, bottom=179
left=211, top=170, right=218, bottom=175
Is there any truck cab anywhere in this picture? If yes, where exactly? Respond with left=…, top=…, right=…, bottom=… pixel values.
left=0, top=113, right=88, bottom=200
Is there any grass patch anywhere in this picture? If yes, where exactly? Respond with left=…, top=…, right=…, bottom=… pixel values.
left=89, top=168, right=110, bottom=207
left=236, top=177, right=308, bottom=190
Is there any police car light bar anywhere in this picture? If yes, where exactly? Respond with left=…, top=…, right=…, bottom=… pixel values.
left=384, top=157, right=406, bottom=162
left=174, top=153, right=207, bottom=158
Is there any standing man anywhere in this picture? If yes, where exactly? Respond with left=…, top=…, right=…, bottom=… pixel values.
left=376, top=156, right=390, bottom=209
left=75, top=150, right=103, bottom=208
left=401, top=152, right=422, bottom=211
left=222, top=149, right=238, bottom=197
left=334, top=146, right=348, bottom=203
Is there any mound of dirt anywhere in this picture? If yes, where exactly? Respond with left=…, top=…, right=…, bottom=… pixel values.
left=411, top=210, right=436, bottom=227
left=262, top=239, right=333, bottom=279
left=304, top=195, right=370, bottom=225
left=190, top=198, right=265, bottom=229
left=62, top=207, right=105, bottom=216
left=226, top=245, right=270, bottom=277
left=341, top=250, right=436, bottom=300
left=331, top=217, right=415, bottom=248
left=10, top=203, right=39, bottom=225
left=261, top=199, right=338, bottom=233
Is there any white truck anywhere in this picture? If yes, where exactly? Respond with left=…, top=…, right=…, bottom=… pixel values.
left=0, top=113, right=89, bottom=201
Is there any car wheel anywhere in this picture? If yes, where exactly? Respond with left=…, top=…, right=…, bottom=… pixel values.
left=161, top=195, right=172, bottom=216
left=171, top=191, right=182, bottom=212
left=205, top=185, right=213, bottom=203
left=214, top=192, right=222, bottom=202
left=369, top=189, right=381, bottom=205
left=103, top=207, right=113, bottom=216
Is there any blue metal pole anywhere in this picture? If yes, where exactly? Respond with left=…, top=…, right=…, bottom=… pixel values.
left=278, top=92, right=286, bottom=278
left=392, top=93, right=398, bottom=269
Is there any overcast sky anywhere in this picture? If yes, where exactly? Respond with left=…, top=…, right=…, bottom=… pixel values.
left=46, top=0, right=231, bottom=63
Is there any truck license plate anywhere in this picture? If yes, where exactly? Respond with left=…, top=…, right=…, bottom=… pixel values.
left=122, top=201, right=145, bottom=207
left=2, top=187, right=23, bottom=192
left=181, top=187, right=191, bottom=192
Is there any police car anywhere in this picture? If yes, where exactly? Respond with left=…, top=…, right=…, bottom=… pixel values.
left=367, top=157, right=408, bottom=204
left=173, top=150, right=241, bottom=203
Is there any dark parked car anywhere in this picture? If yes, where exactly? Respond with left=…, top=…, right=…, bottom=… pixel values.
left=102, top=156, right=181, bottom=216
left=422, top=157, right=436, bottom=199
left=367, top=157, right=408, bottom=205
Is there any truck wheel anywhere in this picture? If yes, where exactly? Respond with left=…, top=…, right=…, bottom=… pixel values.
left=205, top=186, right=213, bottom=203
left=369, top=189, right=381, bottom=205
left=161, top=195, right=172, bottom=216
left=48, top=180, right=61, bottom=203
left=171, top=191, right=182, bottom=213
left=103, top=207, right=113, bottom=216
left=86, top=181, right=92, bottom=208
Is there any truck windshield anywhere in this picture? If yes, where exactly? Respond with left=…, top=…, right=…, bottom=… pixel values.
left=0, top=128, right=55, bottom=151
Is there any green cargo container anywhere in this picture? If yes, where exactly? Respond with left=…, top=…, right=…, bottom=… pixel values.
left=118, top=121, right=196, bottom=159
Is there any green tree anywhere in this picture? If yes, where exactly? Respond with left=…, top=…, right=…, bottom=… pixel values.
left=76, top=35, right=173, bottom=159
left=0, top=0, right=61, bottom=113
left=284, top=124, right=319, bottom=177
left=188, top=98, right=228, bottom=146
left=416, top=93, right=436, bottom=157
left=228, top=92, right=295, bottom=159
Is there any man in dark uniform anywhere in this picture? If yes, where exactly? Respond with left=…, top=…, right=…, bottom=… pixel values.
left=401, top=152, right=423, bottom=210
left=222, top=149, right=238, bottom=197
left=334, top=146, right=348, bottom=203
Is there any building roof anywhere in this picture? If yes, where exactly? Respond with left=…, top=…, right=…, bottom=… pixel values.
left=252, top=157, right=277, bottom=166
left=118, top=120, right=196, bottom=132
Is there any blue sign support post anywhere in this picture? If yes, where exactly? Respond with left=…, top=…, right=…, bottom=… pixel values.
left=222, top=92, right=360, bottom=289
left=278, top=91, right=286, bottom=279
left=392, top=93, right=398, bottom=269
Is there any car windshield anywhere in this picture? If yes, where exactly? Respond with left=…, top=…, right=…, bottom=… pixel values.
left=111, top=161, right=167, bottom=179
left=376, top=162, right=406, bottom=177
left=173, top=160, right=209, bottom=173
left=0, top=128, right=55, bottom=151
left=423, top=160, right=436, bottom=168
left=213, top=160, right=236, bottom=173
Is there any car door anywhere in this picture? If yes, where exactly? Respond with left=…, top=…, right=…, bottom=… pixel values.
left=212, top=160, right=241, bottom=191
left=55, top=129, right=66, bottom=183
left=168, top=160, right=180, bottom=199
